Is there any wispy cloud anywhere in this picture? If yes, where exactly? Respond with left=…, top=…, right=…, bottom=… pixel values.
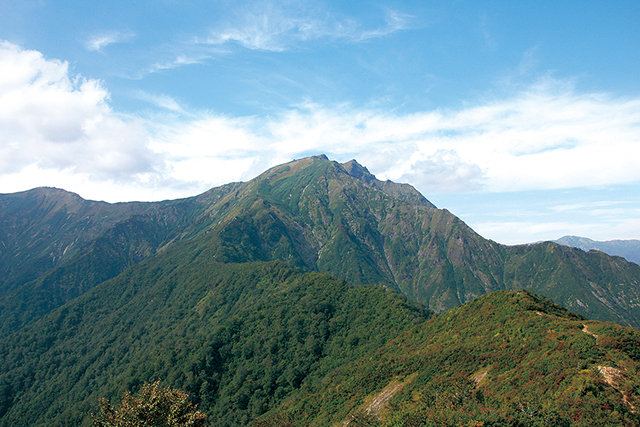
left=134, top=90, right=188, bottom=114
left=119, top=3, right=411, bottom=78
left=85, top=31, right=136, bottom=51
left=356, top=9, right=413, bottom=40
left=200, top=2, right=411, bottom=51
left=145, top=54, right=210, bottom=74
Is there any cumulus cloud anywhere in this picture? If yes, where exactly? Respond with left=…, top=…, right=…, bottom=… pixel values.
left=0, top=41, right=164, bottom=191
left=400, top=150, right=485, bottom=193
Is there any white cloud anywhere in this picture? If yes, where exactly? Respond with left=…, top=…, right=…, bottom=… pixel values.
left=135, top=91, right=187, bottom=113
left=145, top=54, right=210, bottom=75
left=146, top=80, right=640, bottom=196
left=399, top=150, right=485, bottom=193
left=2, top=41, right=640, bottom=208
left=85, top=31, right=136, bottom=51
left=201, top=2, right=410, bottom=51
left=0, top=41, right=166, bottom=198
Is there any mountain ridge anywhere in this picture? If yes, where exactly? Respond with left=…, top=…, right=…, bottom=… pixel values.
left=257, top=289, right=640, bottom=426
left=1, top=155, right=640, bottom=331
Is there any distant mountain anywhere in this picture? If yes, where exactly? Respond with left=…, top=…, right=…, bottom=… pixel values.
left=555, top=235, right=640, bottom=265
left=1, top=155, right=640, bottom=426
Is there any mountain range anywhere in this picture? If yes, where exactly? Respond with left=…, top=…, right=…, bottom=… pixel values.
left=554, top=236, right=640, bottom=266
left=1, top=155, right=639, bottom=426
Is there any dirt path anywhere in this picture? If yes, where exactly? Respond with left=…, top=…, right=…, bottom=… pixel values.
left=582, top=323, right=599, bottom=339
left=597, top=366, right=636, bottom=412
left=340, top=378, right=408, bottom=426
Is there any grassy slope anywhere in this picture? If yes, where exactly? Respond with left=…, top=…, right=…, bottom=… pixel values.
left=258, top=290, right=640, bottom=426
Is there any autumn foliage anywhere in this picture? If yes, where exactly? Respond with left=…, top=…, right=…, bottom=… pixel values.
left=92, top=380, right=206, bottom=427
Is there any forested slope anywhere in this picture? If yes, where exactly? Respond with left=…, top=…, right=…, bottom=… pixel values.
left=1, top=156, right=640, bottom=426
left=0, top=248, right=429, bottom=426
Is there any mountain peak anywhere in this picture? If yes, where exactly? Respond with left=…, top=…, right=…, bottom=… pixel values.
left=341, top=159, right=376, bottom=184
left=258, top=155, right=436, bottom=209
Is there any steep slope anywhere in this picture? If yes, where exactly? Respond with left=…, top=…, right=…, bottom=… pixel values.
left=0, top=183, right=243, bottom=333
left=0, top=187, right=152, bottom=294
left=257, top=290, right=640, bottom=426
left=159, top=155, right=640, bottom=326
left=0, top=252, right=429, bottom=426
left=172, top=155, right=507, bottom=308
left=555, top=235, right=640, bottom=265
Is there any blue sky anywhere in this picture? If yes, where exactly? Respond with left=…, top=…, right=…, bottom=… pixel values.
left=1, top=0, right=639, bottom=245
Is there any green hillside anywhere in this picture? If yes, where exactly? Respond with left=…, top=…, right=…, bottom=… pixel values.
left=1, top=155, right=640, bottom=426
left=0, top=182, right=243, bottom=334
left=257, top=290, right=640, bottom=426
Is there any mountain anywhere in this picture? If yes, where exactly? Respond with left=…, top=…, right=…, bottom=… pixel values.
left=1, top=155, right=640, bottom=426
left=2, top=155, right=640, bottom=330
left=555, top=235, right=640, bottom=265
left=0, top=182, right=243, bottom=334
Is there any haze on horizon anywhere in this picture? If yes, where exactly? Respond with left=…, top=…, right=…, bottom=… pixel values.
left=1, top=0, right=639, bottom=245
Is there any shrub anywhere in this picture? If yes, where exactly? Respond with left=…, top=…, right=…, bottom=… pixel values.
left=92, top=380, right=206, bottom=427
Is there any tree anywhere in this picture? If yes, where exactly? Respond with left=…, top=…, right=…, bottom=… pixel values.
left=92, top=380, right=207, bottom=427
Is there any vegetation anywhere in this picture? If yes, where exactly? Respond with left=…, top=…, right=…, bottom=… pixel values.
left=1, top=156, right=640, bottom=426
left=255, top=291, right=640, bottom=426
left=0, top=255, right=429, bottom=426
left=92, top=380, right=206, bottom=427
left=3, top=156, right=640, bottom=334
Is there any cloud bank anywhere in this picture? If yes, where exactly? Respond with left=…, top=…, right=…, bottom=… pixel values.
left=1, top=41, right=640, bottom=204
